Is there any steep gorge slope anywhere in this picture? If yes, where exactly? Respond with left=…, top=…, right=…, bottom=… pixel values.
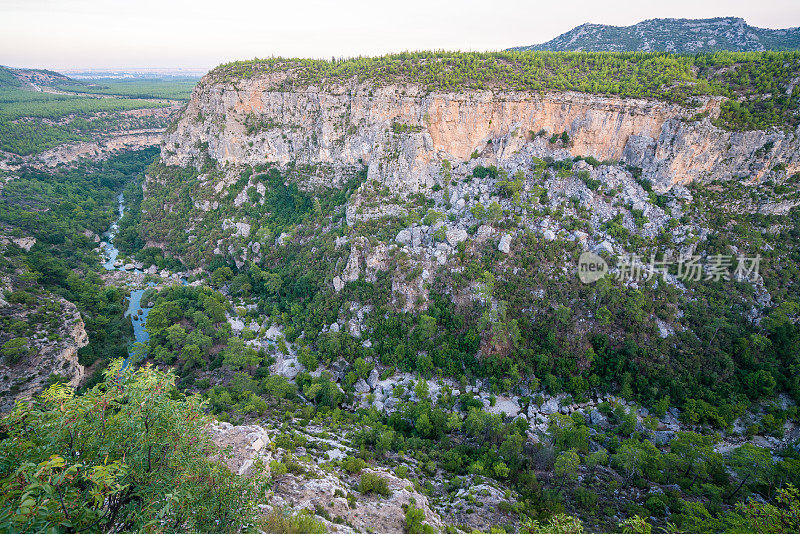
left=141, top=52, right=800, bottom=407
left=124, top=52, right=800, bottom=533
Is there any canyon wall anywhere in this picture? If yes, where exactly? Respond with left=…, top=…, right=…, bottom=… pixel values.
left=0, top=298, right=87, bottom=412
left=162, top=74, right=800, bottom=190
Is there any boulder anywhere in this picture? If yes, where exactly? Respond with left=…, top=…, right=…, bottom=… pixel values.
left=498, top=234, right=512, bottom=254
left=271, top=357, right=302, bottom=380
left=486, top=397, right=520, bottom=418
left=446, top=228, right=468, bottom=247
left=395, top=229, right=412, bottom=247
left=652, top=430, right=674, bottom=446
left=332, top=276, right=344, bottom=292
left=539, top=398, right=560, bottom=415
left=411, top=227, right=424, bottom=248
left=588, top=409, right=608, bottom=427
left=366, top=368, right=379, bottom=389
left=354, top=379, right=371, bottom=394
left=595, top=240, right=614, bottom=255
left=477, top=225, right=494, bottom=239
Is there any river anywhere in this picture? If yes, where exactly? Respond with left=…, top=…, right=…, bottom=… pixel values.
left=101, top=193, right=151, bottom=359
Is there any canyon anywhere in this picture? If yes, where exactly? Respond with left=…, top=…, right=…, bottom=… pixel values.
left=3, top=52, right=800, bottom=533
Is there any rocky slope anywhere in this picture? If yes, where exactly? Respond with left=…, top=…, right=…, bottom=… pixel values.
left=510, top=17, right=800, bottom=53
left=0, top=289, right=88, bottom=412
left=134, top=56, right=800, bottom=532
left=149, top=60, right=800, bottom=304
left=209, top=421, right=445, bottom=533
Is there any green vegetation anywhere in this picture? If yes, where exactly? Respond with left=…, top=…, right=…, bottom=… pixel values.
left=357, top=472, right=392, bottom=496
left=87, top=148, right=800, bottom=534
left=192, top=341, right=798, bottom=533
left=514, top=16, right=800, bottom=54
left=0, top=74, right=176, bottom=155
left=0, top=362, right=259, bottom=532
left=0, top=67, right=22, bottom=88
left=0, top=149, right=158, bottom=374
left=141, top=161, right=365, bottom=266
left=130, top=164, right=800, bottom=529
left=140, top=153, right=800, bottom=417
left=212, top=50, right=800, bottom=130
left=261, top=510, right=327, bottom=534
left=4, top=50, right=800, bottom=534
left=144, top=285, right=235, bottom=371
left=54, top=78, right=198, bottom=100
left=0, top=89, right=167, bottom=122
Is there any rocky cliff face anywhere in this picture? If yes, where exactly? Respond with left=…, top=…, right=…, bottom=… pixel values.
left=147, top=69, right=800, bottom=315
left=0, top=296, right=87, bottom=412
left=163, top=74, right=800, bottom=191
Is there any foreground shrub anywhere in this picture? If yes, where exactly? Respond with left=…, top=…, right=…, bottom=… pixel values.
left=0, top=361, right=258, bottom=533
left=358, top=472, right=392, bottom=496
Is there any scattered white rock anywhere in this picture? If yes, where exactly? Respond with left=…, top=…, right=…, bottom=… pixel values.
left=595, top=240, right=614, bottom=255
left=446, top=228, right=468, bottom=247
left=498, top=234, right=512, bottom=254
left=395, top=229, right=412, bottom=247
left=539, top=398, right=560, bottom=415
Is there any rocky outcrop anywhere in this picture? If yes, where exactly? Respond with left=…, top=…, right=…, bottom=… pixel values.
left=147, top=64, right=799, bottom=318
left=34, top=129, right=165, bottom=167
left=208, top=421, right=274, bottom=477
left=209, top=420, right=443, bottom=534
left=0, top=297, right=88, bottom=412
left=269, top=466, right=442, bottom=534
left=162, top=74, right=800, bottom=190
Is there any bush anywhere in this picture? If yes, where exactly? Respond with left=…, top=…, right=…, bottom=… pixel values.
left=0, top=337, right=30, bottom=364
left=473, top=165, right=499, bottom=179
left=574, top=487, right=599, bottom=509
left=358, top=472, right=392, bottom=496
left=645, top=495, right=667, bottom=517
left=405, top=504, right=435, bottom=534
left=0, top=362, right=257, bottom=533
left=261, top=510, right=327, bottom=534
left=343, top=456, right=368, bottom=474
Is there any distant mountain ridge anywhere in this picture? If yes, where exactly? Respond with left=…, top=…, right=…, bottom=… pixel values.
left=510, top=17, right=800, bottom=53
left=0, top=65, right=77, bottom=89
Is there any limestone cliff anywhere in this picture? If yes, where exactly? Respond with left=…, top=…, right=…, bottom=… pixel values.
left=0, top=296, right=88, bottom=412
left=144, top=60, right=799, bottom=321
left=163, top=73, right=800, bottom=190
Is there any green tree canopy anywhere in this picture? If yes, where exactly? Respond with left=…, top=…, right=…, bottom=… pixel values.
left=0, top=361, right=258, bottom=533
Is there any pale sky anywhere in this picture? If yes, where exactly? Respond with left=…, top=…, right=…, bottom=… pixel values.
left=2, top=0, right=800, bottom=71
